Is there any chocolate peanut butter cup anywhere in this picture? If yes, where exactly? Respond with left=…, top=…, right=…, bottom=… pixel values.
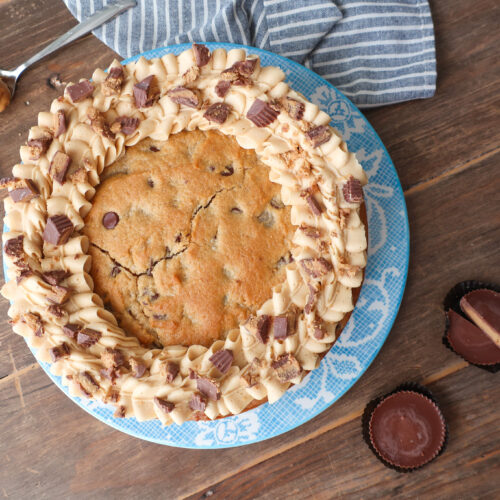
left=443, top=281, right=500, bottom=373
left=363, top=384, right=447, bottom=472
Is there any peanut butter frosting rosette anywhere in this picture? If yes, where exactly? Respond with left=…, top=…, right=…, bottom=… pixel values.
left=1, top=44, right=367, bottom=425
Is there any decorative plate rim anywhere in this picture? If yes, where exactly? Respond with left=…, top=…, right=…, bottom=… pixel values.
left=3, top=42, right=409, bottom=449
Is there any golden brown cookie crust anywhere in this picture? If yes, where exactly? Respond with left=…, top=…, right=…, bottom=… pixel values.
left=85, top=129, right=294, bottom=347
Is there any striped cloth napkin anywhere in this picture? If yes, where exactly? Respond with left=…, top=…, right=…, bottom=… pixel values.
left=62, top=0, right=436, bottom=108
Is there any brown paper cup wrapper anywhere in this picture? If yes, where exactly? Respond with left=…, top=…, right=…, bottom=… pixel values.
left=362, top=383, right=448, bottom=473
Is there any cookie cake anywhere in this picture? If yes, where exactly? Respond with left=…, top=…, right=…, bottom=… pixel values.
left=1, top=44, right=368, bottom=425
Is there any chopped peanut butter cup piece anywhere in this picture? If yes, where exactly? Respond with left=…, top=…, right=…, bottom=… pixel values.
left=190, top=393, right=207, bottom=412
left=129, top=358, right=147, bottom=378
left=232, top=58, right=258, bottom=77
left=204, top=102, right=231, bottom=124
left=305, top=284, right=319, bottom=314
left=50, top=342, right=70, bottom=362
left=113, top=406, right=126, bottom=418
left=63, top=323, right=80, bottom=339
left=306, top=125, right=332, bottom=148
left=69, top=167, right=87, bottom=184
left=102, top=67, right=124, bottom=96
left=167, top=86, right=200, bottom=108
left=88, top=108, right=115, bottom=140
left=193, top=43, right=210, bottom=67
left=272, top=353, right=301, bottom=383
left=22, top=312, right=44, bottom=337
left=43, top=215, right=73, bottom=246
left=281, top=97, right=305, bottom=121
left=101, top=347, right=125, bottom=369
left=160, top=361, right=179, bottom=383
left=313, top=318, right=326, bottom=340
left=75, top=371, right=99, bottom=397
left=241, top=358, right=261, bottom=388
left=209, top=349, right=234, bottom=374
left=215, top=80, right=231, bottom=98
left=4, top=235, right=23, bottom=257
left=247, top=99, right=279, bottom=127
left=112, top=116, right=140, bottom=135
left=154, top=396, right=175, bottom=414
left=343, top=176, right=363, bottom=203
left=133, top=75, right=160, bottom=108
left=67, top=80, right=94, bottom=103
left=243, top=315, right=270, bottom=343
left=273, top=311, right=297, bottom=340
left=1, top=177, right=39, bottom=203
left=300, top=225, right=321, bottom=239
left=27, top=135, right=52, bottom=160
left=47, top=285, right=70, bottom=305
left=77, top=328, right=101, bottom=347
left=53, top=110, right=66, bottom=138
left=301, top=257, right=333, bottom=279
left=197, top=376, right=221, bottom=401
left=49, top=151, right=71, bottom=184
left=306, top=194, right=323, bottom=215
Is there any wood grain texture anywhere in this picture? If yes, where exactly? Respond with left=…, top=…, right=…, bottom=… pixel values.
left=187, top=367, right=500, bottom=500
left=0, top=0, right=499, bottom=498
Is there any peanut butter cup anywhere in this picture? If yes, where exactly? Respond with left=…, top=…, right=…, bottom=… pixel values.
left=364, top=385, right=447, bottom=472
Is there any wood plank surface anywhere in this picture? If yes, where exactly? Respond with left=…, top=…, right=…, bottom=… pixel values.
left=0, top=0, right=499, bottom=498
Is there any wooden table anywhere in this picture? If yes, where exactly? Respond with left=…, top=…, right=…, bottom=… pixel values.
left=1, top=1, right=499, bottom=498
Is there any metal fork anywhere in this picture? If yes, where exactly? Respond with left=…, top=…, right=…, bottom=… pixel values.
left=0, top=0, right=136, bottom=103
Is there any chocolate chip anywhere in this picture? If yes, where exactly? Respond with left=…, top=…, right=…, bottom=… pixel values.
left=111, top=265, right=121, bottom=277
left=102, top=211, right=119, bottom=229
left=112, top=116, right=140, bottom=135
left=247, top=99, right=279, bottom=127
left=270, top=197, right=285, bottom=209
left=77, top=328, right=101, bottom=347
left=49, top=151, right=71, bottom=184
left=147, top=178, right=155, bottom=188
left=27, top=135, right=52, bottom=160
left=175, top=233, right=182, bottom=242
left=306, top=194, right=323, bottom=216
left=63, top=323, right=81, bottom=339
left=230, top=207, right=242, bottom=214
left=49, top=342, right=70, bottom=362
left=272, top=353, right=301, bottom=382
left=273, top=316, right=289, bottom=340
left=41, top=270, right=69, bottom=286
left=149, top=145, right=160, bottom=152
left=220, top=164, right=234, bottom=176
left=4, top=235, right=23, bottom=257
left=66, top=80, right=94, bottom=103
left=209, top=349, right=234, bottom=374
left=282, top=97, right=305, bottom=121
left=129, top=358, right=147, bottom=378
left=134, top=75, right=160, bottom=108
left=189, top=393, right=207, bottom=412
left=215, top=80, right=231, bottom=98
left=243, top=315, right=270, bottom=344
left=300, top=258, right=333, bottom=279
left=154, top=396, right=175, bottom=414
left=9, top=179, right=39, bottom=203
left=196, top=376, right=221, bottom=401
left=161, top=361, right=179, bottom=383
left=101, top=347, right=125, bottom=369
left=193, top=43, right=210, bottom=66
left=102, top=66, right=124, bottom=96
left=343, top=177, right=363, bottom=203
left=53, top=110, right=66, bottom=138
left=43, top=215, right=73, bottom=245
left=257, top=210, right=274, bottom=228
left=232, top=58, right=258, bottom=77
left=306, top=125, right=332, bottom=148
left=204, top=102, right=232, bottom=124
left=167, top=86, right=200, bottom=108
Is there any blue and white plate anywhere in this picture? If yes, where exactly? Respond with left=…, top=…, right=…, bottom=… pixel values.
left=4, top=43, right=409, bottom=448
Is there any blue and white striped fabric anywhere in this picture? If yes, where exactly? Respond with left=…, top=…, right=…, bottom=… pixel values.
left=62, top=0, right=436, bottom=108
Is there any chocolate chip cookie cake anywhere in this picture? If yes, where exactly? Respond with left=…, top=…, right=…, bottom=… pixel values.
left=1, top=44, right=368, bottom=425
